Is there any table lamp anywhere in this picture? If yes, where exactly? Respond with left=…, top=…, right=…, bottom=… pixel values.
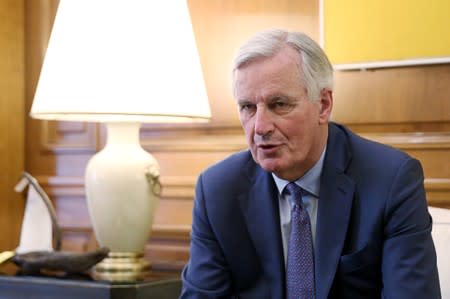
left=29, top=0, right=211, bottom=281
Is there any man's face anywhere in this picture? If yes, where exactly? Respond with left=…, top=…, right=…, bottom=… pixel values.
left=234, top=46, right=332, bottom=181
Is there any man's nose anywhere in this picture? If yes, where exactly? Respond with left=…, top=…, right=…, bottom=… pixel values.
left=254, top=106, right=274, bottom=137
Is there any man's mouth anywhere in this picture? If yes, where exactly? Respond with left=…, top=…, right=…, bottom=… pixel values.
left=259, top=144, right=277, bottom=149
left=257, top=144, right=281, bottom=154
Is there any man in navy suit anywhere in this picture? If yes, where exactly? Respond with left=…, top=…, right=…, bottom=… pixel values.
left=180, top=29, right=441, bottom=298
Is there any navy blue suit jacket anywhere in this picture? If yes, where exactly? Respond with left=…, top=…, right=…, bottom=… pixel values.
left=181, top=123, right=441, bottom=299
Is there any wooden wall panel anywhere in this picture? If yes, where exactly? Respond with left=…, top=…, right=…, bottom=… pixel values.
left=333, top=65, right=450, bottom=125
left=0, top=0, right=25, bottom=252
left=39, top=121, right=97, bottom=154
left=35, top=174, right=197, bottom=269
left=22, top=0, right=450, bottom=274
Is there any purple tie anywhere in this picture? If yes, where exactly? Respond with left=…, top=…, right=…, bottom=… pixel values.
left=285, top=182, right=315, bottom=299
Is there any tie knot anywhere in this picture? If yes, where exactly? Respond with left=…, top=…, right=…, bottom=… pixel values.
left=285, top=182, right=303, bottom=205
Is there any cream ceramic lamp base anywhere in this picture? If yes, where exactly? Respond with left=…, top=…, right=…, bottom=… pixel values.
left=85, top=122, right=160, bottom=281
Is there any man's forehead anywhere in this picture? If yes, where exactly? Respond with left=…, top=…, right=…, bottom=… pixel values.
left=234, top=68, right=303, bottom=99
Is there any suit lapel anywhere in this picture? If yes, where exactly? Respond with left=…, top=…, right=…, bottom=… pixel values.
left=315, top=123, right=355, bottom=299
left=239, top=159, right=285, bottom=299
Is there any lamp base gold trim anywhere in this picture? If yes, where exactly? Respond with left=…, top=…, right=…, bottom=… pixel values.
left=92, top=252, right=150, bottom=282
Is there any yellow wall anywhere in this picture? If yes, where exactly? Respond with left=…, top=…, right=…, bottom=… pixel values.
left=323, top=0, right=450, bottom=65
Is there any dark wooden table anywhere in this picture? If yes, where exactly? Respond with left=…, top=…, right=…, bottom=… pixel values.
left=0, top=271, right=181, bottom=299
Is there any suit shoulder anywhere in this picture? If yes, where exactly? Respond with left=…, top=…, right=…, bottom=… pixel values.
left=337, top=124, right=412, bottom=164
left=196, top=150, right=255, bottom=205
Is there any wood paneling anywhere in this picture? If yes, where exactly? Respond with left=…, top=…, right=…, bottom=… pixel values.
left=0, top=0, right=25, bottom=251
left=35, top=174, right=195, bottom=270
left=333, top=65, right=450, bottom=125
left=20, top=0, right=450, bottom=274
left=40, top=121, right=97, bottom=154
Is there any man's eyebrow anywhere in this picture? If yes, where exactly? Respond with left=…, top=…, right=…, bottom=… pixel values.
left=237, top=99, right=252, bottom=105
left=267, top=94, right=295, bottom=102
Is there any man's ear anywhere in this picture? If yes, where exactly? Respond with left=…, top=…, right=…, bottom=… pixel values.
left=318, top=89, right=333, bottom=124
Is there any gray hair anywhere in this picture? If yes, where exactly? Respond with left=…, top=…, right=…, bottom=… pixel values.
left=232, top=29, right=333, bottom=101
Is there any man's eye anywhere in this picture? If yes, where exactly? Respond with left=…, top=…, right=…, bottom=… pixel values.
left=239, top=104, right=256, bottom=111
left=269, top=101, right=294, bottom=113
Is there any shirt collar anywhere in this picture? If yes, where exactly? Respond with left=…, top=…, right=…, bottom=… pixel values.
left=272, top=145, right=327, bottom=197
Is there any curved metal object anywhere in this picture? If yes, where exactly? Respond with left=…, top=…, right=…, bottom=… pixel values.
left=18, top=172, right=62, bottom=251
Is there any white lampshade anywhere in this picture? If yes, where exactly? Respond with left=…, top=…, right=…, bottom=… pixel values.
left=30, top=0, right=211, bottom=281
left=30, top=0, right=211, bottom=123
